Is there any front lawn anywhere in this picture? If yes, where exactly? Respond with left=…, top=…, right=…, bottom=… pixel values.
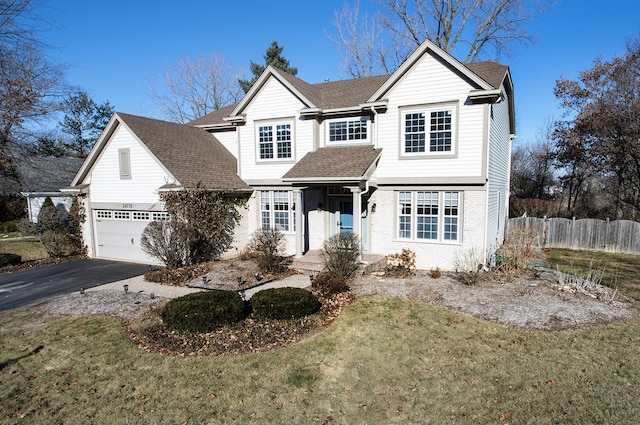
left=0, top=237, right=48, bottom=262
left=548, top=248, right=640, bottom=301
left=2, top=298, right=639, bottom=424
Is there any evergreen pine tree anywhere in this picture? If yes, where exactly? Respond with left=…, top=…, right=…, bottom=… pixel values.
left=239, top=41, right=298, bottom=93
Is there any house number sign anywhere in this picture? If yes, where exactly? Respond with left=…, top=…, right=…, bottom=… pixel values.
left=122, top=203, right=133, bottom=209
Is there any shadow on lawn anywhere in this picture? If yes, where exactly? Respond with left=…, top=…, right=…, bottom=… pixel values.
left=0, top=345, right=44, bottom=371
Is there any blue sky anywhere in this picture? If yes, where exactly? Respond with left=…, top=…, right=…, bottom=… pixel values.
left=41, top=0, right=640, bottom=146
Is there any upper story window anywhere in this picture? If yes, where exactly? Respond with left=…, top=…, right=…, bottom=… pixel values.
left=258, top=122, right=292, bottom=160
left=402, top=106, right=455, bottom=156
left=327, top=117, right=369, bottom=143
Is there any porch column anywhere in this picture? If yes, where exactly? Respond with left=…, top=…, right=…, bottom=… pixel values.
left=350, top=187, right=362, bottom=253
left=294, top=188, right=304, bottom=258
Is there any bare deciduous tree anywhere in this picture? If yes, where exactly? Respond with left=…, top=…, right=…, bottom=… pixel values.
left=554, top=35, right=640, bottom=220
left=148, top=53, right=243, bottom=123
left=0, top=0, right=66, bottom=192
left=331, top=0, right=551, bottom=77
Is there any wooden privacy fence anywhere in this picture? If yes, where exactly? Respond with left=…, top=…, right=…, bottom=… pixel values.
left=507, top=217, right=640, bottom=255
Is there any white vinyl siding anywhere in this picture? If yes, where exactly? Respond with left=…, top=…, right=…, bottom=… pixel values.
left=486, top=85, right=513, bottom=252
left=118, top=148, right=131, bottom=179
left=397, top=191, right=460, bottom=242
left=89, top=125, right=172, bottom=204
left=374, top=51, right=485, bottom=178
left=237, top=78, right=311, bottom=181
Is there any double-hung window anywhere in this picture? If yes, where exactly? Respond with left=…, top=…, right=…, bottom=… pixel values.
left=260, top=190, right=295, bottom=232
left=397, top=191, right=460, bottom=242
left=328, top=118, right=368, bottom=143
left=403, top=106, right=455, bottom=155
left=258, top=122, right=292, bottom=160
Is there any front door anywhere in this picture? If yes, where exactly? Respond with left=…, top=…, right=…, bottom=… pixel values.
left=338, top=201, right=353, bottom=233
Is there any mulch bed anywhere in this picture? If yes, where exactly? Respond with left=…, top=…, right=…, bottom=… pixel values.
left=126, top=290, right=355, bottom=357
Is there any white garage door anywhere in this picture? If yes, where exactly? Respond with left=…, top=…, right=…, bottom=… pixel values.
left=93, top=210, right=169, bottom=264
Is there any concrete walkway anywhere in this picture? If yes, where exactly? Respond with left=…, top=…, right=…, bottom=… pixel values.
left=89, top=274, right=312, bottom=300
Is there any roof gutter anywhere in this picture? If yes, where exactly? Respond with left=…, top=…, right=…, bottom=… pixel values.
left=467, top=89, right=503, bottom=104
left=299, top=100, right=388, bottom=118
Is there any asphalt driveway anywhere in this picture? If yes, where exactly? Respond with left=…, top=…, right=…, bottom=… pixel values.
left=0, top=259, right=151, bottom=312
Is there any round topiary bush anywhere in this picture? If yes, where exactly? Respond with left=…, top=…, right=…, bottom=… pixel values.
left=160, top=290, right=245, bottom=333
left=251, top=287, right=321, bottom=320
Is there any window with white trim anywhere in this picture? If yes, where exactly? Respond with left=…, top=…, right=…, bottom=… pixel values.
left=397, top=191, right=460, bottom=242
left=258, top=122, right=292, bottom=160
left=328, top=118, right=368, bottom=143
left=260, top=190, right=295, bottom=232
left=403, top=107, right=454, bottom=154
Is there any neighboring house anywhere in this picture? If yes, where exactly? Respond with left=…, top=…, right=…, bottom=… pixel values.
left=67, top=39, right=515, bottom=269
left=15, top=157, right=84, bottom=223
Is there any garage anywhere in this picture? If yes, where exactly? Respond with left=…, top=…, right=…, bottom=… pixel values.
left=93, top=209, right=169, bottom=264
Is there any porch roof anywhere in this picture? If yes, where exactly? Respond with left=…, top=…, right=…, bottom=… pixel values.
left=282, top=146, right=381, bottom=183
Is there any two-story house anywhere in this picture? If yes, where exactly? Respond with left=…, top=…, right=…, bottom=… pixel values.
left=66, top=39, right=514, bottom=270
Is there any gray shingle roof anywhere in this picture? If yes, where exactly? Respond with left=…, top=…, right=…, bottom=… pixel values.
left=190, top=60, right=507, bottom=127
left=283, top=146, right=381, bottom=180
left=465, top=61, right=509, bottom=89
left=117, top=113, right=248, bottom=190
left=188, top=103, right=238, bottom=126
left=17, top=156, right=84, bottom=193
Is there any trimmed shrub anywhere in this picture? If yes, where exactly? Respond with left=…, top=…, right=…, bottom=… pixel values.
left=321, top=232, right=360, bottom=278
left=0, top=253, right=21, bottom=267
left=311, top=271, right=350, bottom=295
left=161, top=290, right=245, bottom=333
left=248, top=229, right=286, bottom=274
left=251, top=287, right=321, bottom=320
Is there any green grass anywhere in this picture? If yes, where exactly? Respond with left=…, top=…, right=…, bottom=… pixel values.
left=2, top=298, right=640, bottom=424
left=0, top=238, right=48, bottom=262
left=548, top=248, right=640, bottom=300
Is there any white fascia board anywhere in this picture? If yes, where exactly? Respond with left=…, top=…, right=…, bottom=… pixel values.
left=368, top=39, right=493, bottom=102
left=70, top=113, right=121, bottom=186
left=468, top=89, right=503, bottom=103
left=193, top=122, right=238, bottom=131
left=299, top=101, right=388, bottom=118
left=281, top=176, right=368, bottom=183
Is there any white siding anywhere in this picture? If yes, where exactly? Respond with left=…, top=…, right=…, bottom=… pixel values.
left=485, top=86, right=512, bottom=253
left=212, top=129, right=239, bottom=159
left=238, top=78, right=315, bottom=182
left=88, top=125, right=173, bottom=204
left=375, top=53, right=486, bottom=180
